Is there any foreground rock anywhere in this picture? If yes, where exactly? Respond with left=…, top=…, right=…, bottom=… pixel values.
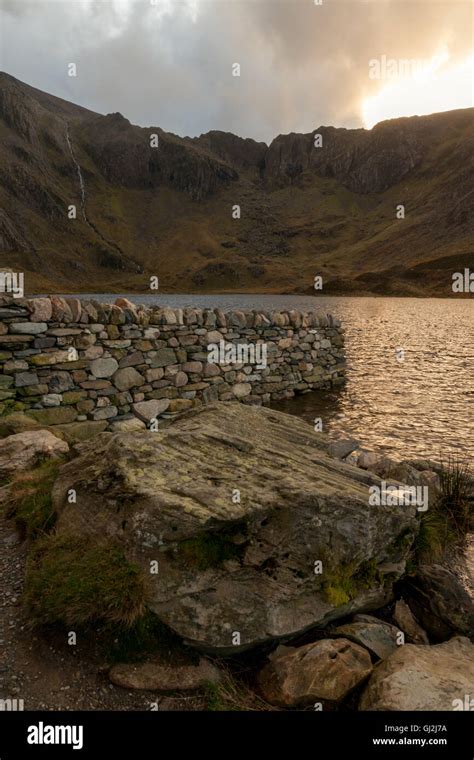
left=0, top=429, right=68, bottom=477
left=257, top=639, right=372, bottom=707
left=51, top=403, right=418, bottom=653
left=331, top=618, right=400, bottom=660
left=109, top=658, right=221, bottom=691
left=402, top=565, right=474, bottom=642
left=360, top=637, right=474, bottom=710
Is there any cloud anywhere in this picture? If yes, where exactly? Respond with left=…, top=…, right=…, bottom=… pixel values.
left=0, top=0, right=472, bottom=142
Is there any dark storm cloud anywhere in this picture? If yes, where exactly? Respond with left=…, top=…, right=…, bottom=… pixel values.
left=0, top=0, right=472, bottom=142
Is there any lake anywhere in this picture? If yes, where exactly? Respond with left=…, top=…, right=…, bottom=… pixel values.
left=79, top=294, right=473, bottom=464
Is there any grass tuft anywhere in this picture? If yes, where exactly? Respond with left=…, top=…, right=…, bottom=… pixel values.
left=202, top=665, right=276, bottom=712
left=24, top=532, right=148, bottom=628
left=3, top=458, right=64, bottom=538
left=413, top=456, right=472, bottom=564
left=437, top=456, right=472, bottom=535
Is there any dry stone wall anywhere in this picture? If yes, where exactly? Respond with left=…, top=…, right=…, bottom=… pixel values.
left=0, top=295, right=345, bottom=430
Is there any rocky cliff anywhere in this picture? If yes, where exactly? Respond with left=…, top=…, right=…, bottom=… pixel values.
left=0, top=72, right=472, bottom=295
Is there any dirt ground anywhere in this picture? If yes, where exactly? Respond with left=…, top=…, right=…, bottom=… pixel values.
left=0, top=515, right=208, bottom=712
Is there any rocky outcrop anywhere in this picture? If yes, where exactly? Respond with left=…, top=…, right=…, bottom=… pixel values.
left=359, top=637, right=474, bottom=711
left=0, top=75, right=40, bottom=143
left=263, top=122, right=424, bottom=193
left=257, top=639, right=372, bottom=707
left=80, top=115, right=238, bottom=201
left=263, top=112, right=470, bottom=194
left=401, top=565, right=474, bottom=642
left=49, top=402, right=419, bottom=654
left=191, top=130, right=267, bottom=176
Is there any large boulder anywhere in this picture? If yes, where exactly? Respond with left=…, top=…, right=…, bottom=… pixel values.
left=359, top=637, right=474, bottom=711
left=0, top=429, right=69, bottom=477
left=257, top=639, right=372, bottom=707
left=402, top=565, right=474, bottom=642
left=50, top=403, right=418, bottom=653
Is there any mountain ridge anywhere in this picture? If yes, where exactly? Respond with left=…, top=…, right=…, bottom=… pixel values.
left=0, top=72, right=472, bottom=295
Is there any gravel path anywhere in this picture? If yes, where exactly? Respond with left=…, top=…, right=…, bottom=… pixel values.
left=0, top=516, right=202, bottom=711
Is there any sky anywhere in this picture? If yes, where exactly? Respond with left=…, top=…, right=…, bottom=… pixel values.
left=0, top=0, right=472, bottom=144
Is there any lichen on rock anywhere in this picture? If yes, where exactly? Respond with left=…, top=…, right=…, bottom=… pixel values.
left=36, top=402, right=420, bottom=653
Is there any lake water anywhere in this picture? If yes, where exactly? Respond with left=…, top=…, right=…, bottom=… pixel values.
left=82, top=294, right=473, bottom=464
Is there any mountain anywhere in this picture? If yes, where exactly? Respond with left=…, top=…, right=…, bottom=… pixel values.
left=0, top=72, right=472, bottom=296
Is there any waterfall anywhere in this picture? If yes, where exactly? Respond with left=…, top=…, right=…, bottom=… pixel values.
left=64, top=122, right=143, bottom=274
left=65, top=123, right=88, bottom=222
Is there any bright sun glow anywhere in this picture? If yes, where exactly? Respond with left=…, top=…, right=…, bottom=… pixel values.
left=362, top=51, right=474, bottom=129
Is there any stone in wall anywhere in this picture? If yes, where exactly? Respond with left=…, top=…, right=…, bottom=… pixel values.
left=0, top=295, right=346, bottom=429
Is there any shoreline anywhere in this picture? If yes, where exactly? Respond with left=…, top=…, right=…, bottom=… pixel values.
left=22, top=292, right=474, bottom=301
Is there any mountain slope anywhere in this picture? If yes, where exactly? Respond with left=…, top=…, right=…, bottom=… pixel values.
left=0, top=72, right=472, bottom=295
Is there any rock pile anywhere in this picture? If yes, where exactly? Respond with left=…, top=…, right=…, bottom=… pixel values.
left=0, top=399, right=472, bottom=711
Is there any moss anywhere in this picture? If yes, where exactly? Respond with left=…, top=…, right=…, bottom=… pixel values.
left=24, top=533, right=148, bottom=628
left=322, top=558, right=382, bottom=607
left=3, top=458, right=64, bottom=538
left=174, top=526, right=246, bottom=571
left=0, top=399, right=25, bottom=417
left=322, top=562, right=356, bottom=607
left=324, top=584, right=351, bottom=607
